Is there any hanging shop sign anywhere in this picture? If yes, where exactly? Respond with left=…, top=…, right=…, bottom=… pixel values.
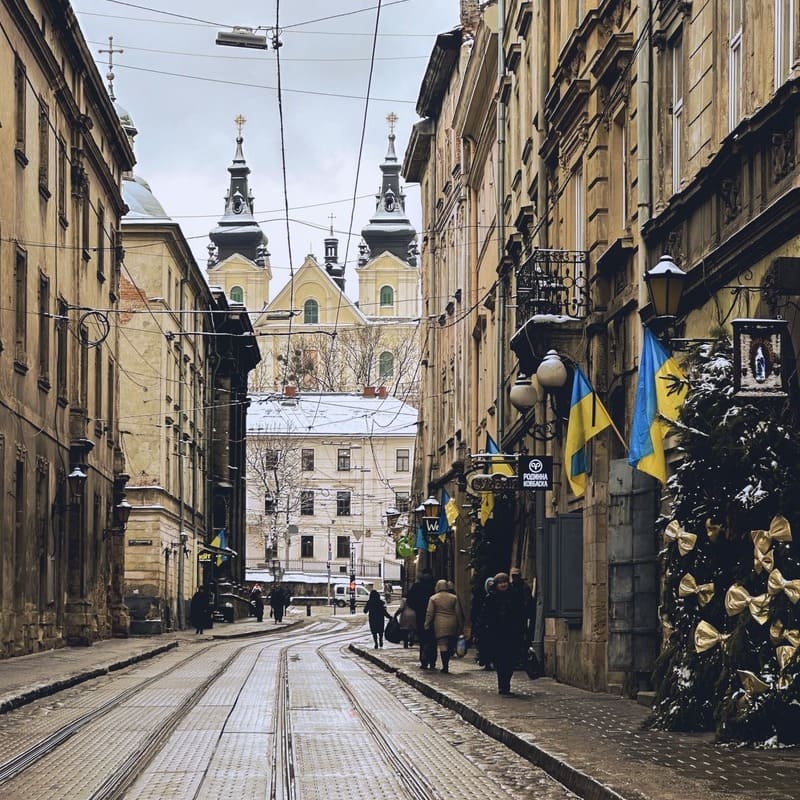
left=467, top=472, right=514, bottom=493
left=732, top=318, right=789, bottom=398
left=518, top=455, right=553, bottom=490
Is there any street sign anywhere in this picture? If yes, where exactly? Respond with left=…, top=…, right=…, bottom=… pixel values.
left=518, top=455, right=553, bottom=490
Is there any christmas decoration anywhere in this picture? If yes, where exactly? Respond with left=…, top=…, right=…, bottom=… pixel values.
left=649, top=335, right=800, bottom=743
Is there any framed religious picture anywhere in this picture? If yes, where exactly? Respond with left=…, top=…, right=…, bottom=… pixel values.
left=732, top=318, right=789, bottom=398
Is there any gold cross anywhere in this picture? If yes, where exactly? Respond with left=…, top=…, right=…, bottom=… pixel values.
left=235, top=114, right=247, bottom=136
left=386, top=111, right=398, bottom=135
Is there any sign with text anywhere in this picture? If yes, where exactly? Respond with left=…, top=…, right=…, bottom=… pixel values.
left=518, top=455, right=553, bottom=490
left=467, top=472, right=514, bottom=493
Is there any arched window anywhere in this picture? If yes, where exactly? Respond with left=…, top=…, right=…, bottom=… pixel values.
left=379, top=285, right=394, bottom=307
left=303, top=298, right=319, bottom=324
left=379, top=351, right=394, bottom=378
left=230, top=285, right=244, bottom=303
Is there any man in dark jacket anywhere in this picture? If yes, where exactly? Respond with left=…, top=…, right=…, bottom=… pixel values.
left=406, top=569, right=437, bottom=668
left=270, top=585, right=288, bottom=623
left=482, top=572, right=525, bottom=694
left=189, top=586, right=210, bottom=634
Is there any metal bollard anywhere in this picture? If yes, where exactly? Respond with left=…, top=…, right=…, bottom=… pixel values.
left=306, top=604, right=311, bottom=616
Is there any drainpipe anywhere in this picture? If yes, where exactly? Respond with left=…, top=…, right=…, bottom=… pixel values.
left=532, top=0, right=550, bottom=667
left=496, top=0, right=507, bottom=443
left=177, top=278, right=187, bottom=628
left=637, top=0, right=653, bottom=304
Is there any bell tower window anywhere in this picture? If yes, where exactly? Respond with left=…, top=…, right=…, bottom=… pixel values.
left=380, top=285, right=394, bottom=307
left=230, top=285, right=244, bottom=303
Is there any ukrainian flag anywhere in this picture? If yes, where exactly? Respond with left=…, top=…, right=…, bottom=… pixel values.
left=564, top=366, right=612, bottom=496
left=210, top=529, right=227, bottom=567
left=479, top=433, right=514, bottom=525
left=628, top=326, right=688, bottom=484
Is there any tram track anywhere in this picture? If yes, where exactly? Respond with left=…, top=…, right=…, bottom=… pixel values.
left=0, top=622, right=345, bottom=798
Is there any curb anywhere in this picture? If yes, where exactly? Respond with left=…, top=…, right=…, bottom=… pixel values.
left=0, top=640, right=179, bottom=715
left=350, top=644, right=628, bottom=800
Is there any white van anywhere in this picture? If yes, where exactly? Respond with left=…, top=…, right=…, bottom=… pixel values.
left=332, top=584, right=371, bottom=607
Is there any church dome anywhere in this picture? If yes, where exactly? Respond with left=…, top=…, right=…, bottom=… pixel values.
left=123, top=175, right=170, bottom=221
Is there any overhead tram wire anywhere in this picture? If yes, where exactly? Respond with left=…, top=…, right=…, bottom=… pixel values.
left=307, top=0, right=383, bottom=436
left=270, top=0, right=297, bottom=387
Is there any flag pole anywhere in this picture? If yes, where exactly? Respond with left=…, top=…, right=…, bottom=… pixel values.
left=608, top=417, right=628, bottom=452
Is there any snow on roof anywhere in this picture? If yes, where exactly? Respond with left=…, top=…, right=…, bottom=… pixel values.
left=247, top=392, right=418, bottom=438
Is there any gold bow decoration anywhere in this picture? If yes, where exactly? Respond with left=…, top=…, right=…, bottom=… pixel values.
left=664, top=520, right=698, bottom=556
left=770, top=621, right=800, bottom=647
left=678, top=574, right=715, bottom=606
left=724, top=584, right=771, bottom=625
left=737, top=669, right=770, bottom=697
left=767, top=569, right=800, bottom=604
left=776, top=644, right=798, bottom=671
left=753, top=540, right=775, bottom=576
left=705, top=518, right=723, bottom=543
left=695, top=620, right=731, bottom=653
left=752, top=515, right=792, bottom=551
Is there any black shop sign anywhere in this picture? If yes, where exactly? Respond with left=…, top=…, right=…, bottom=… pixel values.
left=518, top=455, right=553, bottom=491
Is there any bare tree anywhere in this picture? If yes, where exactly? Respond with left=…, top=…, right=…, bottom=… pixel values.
left=246, top=429, right=303, bottom=560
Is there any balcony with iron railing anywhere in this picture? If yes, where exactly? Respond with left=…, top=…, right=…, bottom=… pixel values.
left=514, top=248, right=589, bottom=327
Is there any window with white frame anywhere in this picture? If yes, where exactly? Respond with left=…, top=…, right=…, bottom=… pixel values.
left=396, top=448, right=410, bottom=472
left=336, top=491, right=351, bottom=516
left=729, top=0, right=743, bottom=130
left=671, top=33, right=684, bottom=194
left=300, top=490, right=314, bottom=515
left=776, top=0, right=795, bottom=89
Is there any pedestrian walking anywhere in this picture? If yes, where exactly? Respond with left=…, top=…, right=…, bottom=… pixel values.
left=250, top=583, right=264, bottom=622
left=473, top=576, right=496, bottom=670
left=270, top=585, right=288, bottom=623
left=424, top=579, right=464, bottom=673
left=481, top=572, right=525, bottom=695
left=364, top=589, right=391, bottom=648
left=189, top=586, right=210, bottom=635
left=406, top=568, right=437, bottom=669
left=394, top=596, right=417, bottom=648
left=510, top=567, right=535, bottom=665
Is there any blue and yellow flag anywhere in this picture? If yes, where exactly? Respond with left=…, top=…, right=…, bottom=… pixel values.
left=479, top=433, right=514, bottom=525
left=564, top=366, right=612, bottom=496
left=210, top=529, right=227, bottom=567
left=628, top=327, right=688, bottom=484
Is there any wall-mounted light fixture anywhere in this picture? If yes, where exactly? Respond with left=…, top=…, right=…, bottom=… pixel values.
left=510, top=350, right=570, bottom=441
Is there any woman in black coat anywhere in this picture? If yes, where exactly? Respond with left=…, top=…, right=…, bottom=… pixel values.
left=364, top=589, right=391, bottom=648
left=481, top=572, right=525, bottom=695
left=189, top=586, right=210, bottom=635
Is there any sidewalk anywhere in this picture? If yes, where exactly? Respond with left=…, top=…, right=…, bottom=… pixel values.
left=351, top=643, right=800, bottom=800
left=1, top=615, right=797, bottom=800
left=0, top=614, right=301, bottom=714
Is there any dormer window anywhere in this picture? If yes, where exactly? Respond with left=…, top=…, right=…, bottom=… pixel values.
left=380, top=285, right=394, bottom=307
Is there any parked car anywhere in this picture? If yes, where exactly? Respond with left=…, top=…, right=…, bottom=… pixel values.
left=332, top=584, right=370, bottom=607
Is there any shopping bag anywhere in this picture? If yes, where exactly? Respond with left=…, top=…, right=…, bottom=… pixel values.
left=525, top=646, right=543, bottom=679
left=384, top=617, right=403, bottom=644
left=455, top=634, right=468, bottom=658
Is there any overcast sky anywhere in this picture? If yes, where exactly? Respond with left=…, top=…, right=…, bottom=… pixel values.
left=71, top=0, right=459, bottom=296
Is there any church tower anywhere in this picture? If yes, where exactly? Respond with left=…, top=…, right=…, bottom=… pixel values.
left=359, top=112, right=418, bottom=266
left=207, top=117, right=272, bottom=309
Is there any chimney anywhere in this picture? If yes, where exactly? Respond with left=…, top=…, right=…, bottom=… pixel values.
left=363, top=386, right=376, bottom=398
left=377, top=385, right=387, bottom=398
left=283, top=385, right=297, bottom=398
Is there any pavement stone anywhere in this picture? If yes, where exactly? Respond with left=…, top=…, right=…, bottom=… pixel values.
left=351, top=643, right=800, bottom=800
left=2, top=610, right=798, bottom=800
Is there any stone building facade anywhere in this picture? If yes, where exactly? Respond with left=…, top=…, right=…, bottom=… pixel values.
left=0, top=0, right=134, bottom=655
left=405, top=0, right=800, bottom=696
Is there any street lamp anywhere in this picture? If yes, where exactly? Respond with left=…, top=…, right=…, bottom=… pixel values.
left=216, top=27, right=269, bottom=50
left=644, top=253, right=687, bottom=320
left=385, top=506, right=401, bottom=530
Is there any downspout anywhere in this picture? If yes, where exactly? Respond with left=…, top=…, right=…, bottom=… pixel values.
left=533, top=0, right=550, bottom=667
left=496, top=0, right=507, bottom=443
left=177, top=278, right=187, bottom=628
left=637, top=0, right=653, bottom=301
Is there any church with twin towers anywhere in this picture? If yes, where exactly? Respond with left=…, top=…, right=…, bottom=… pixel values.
left=206, top=114, right=422, bottom=407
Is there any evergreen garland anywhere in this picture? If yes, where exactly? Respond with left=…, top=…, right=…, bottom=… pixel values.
left=649, top=335, right=800, bottom=743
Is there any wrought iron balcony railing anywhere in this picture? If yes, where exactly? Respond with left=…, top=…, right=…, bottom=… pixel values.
left=515, top=248, right=589, bottom=324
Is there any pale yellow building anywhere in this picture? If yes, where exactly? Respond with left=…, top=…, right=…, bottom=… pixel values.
left=0, top=0, right=134, bottom=654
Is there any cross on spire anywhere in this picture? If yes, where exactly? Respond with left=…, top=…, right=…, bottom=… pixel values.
left=328, top=212, right=336, bottom=235
left=235, top=114, right=247, bottom=137
left=98, top=36, right=124, bottom=101
left=386, top=111, right=398, bottom=136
